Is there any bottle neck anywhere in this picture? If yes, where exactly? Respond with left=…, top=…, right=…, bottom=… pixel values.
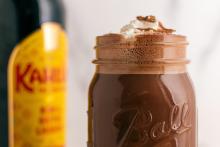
left=13, top=0, right=65, bottom=41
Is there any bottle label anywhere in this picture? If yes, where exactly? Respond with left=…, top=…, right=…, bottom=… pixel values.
left=8, top=23, right=68, bottom=147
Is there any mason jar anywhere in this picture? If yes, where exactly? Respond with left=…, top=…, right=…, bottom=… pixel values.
left=88, top=30, right=196, bottom=147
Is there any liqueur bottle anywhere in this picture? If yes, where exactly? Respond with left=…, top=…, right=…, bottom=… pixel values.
left=8, top=0, right=68, bottom=147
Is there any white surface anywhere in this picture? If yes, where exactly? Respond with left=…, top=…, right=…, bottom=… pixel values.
left=63, top=0, right=220, bottom=146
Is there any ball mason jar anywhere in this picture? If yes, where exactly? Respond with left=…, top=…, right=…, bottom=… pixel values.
left=88, top=32, right=197, bottom=147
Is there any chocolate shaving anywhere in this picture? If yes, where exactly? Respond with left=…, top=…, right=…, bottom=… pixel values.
left=158, top=22, right=176, bottom=33
left=137, top=16, right=156, bottom=22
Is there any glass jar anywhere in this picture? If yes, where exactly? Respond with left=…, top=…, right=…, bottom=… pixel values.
left=88, top=33, right=197, bottom=147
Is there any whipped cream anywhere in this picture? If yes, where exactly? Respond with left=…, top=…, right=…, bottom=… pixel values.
left=120, top=16, right=175, bottom=37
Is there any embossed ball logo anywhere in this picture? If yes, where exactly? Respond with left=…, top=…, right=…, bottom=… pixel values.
left=113, top=103, right=191, bottom=146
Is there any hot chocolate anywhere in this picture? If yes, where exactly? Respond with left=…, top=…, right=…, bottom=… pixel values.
left=88, top=16, right=197, bottom=147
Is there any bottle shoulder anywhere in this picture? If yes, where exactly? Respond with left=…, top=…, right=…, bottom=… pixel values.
left=89, top=73, right=195, bottom=103
left=91, top=73, right=194, bottom=88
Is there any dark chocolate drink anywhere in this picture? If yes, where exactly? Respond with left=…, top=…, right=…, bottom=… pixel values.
left=88, top=16, right=197, bottom=147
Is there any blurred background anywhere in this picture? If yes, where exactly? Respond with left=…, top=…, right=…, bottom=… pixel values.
left=63, top=0, right=220, bottom=147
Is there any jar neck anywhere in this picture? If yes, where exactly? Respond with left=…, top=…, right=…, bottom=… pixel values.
left=94, top=34, right=189, bottom=74
left=95, top=64, right=187, bottom=74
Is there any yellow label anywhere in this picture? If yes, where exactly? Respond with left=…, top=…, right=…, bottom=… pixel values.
left=8, top=23, right=68, bottom=147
